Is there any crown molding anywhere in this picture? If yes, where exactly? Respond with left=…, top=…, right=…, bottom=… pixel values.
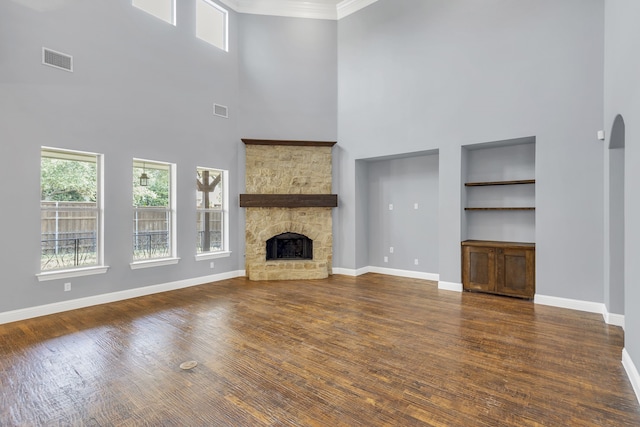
left=337, top=0, right=378, bottom=19
left=217, top=0, right=378, bottom=20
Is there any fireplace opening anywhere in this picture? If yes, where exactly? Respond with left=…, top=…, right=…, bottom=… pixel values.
left=266, top=232, right=313, bottom=260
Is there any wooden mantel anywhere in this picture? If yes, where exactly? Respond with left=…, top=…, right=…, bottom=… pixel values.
left=239, top=194, right=338, bottom=208
left=242, top=139, right=337, bottom=147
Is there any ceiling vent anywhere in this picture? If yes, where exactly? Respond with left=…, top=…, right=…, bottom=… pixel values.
left=42, top=47, right=73, bottom=72
left=213, top=103, right=229, bottom=118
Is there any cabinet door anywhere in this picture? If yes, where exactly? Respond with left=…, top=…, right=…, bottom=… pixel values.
left=462, top=245, right=496, bottom=292
left=495, top=247, right=535, bottom=298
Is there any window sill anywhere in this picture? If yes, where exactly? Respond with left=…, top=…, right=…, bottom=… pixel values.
left=130, top=257, right=180, bottom=270
left=36, top=266, right=110, bottom=282
left=195, top=251, right=231, bottom=261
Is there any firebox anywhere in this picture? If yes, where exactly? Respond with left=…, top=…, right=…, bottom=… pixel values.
left=266, top=232, right=313, bottom=260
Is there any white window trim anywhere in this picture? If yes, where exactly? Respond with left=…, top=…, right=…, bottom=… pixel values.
left=132, top=0, right=177, bottom=26
left=131, top=160, right=178, bottom=267
left=38, top=147, right=105, bottom=278
left=196, top=168, right=229, bottom=257
left=197, top=0, right=229, bottom=52
left=130, top=257, right=180, bottom=270
left=37, top=266, right=109, bottom=282
left=195, top=251, right=231, bottom=261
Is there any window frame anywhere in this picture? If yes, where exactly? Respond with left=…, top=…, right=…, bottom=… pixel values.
left=131, top=158, right=179, bottom=269
left=196, top=0, right=229, bottom=52
left=195, top=167, right=230, bottom=261
left=132, top=0, right=177, bottom=26
left=37, top=147, right=108, bottom=281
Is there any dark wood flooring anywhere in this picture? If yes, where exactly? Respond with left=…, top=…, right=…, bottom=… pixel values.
left=1, top=274, right=639, bottom=426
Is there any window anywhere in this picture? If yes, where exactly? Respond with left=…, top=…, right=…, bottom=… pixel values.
left=196, top=0, right=228, bottom=52
left=196, top=167, right=228, bottom=257
left=133, top=0, right=176, bottom=26
left=39, top=147, right=105, bottom=277
left=132, top=159, right=177, bottom=267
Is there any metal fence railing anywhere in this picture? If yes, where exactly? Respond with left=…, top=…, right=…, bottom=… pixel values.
left=41, top=232, right=97, bottom=270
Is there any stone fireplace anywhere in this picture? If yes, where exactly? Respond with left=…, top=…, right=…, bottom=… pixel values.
left=240, top=139, right=337, bottom=280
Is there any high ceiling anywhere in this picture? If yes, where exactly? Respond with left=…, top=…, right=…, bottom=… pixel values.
left=9, top=0, right=377, bottom=20
left=218, top=0, right=378, bottom=20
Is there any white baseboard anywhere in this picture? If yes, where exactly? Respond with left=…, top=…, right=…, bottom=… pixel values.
left=535, top=294, right=606, bottom=315
left=332, top=266, right=438, bottom=281
left=331, top=267, right=358, bottom=276
left=438, top=281, right=463, bottom=292
left=0, top=270, right=245, bottom=325
left=623, top=348, right=640, bottom=405
left=367, top=266, right=439, bottom=281
left=605, top=311, right=625, bottom=329
left=534, top=294, right=625, bottom=327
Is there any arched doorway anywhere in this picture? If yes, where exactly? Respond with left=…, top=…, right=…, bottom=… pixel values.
left=607, top=115, right=625, bottom=318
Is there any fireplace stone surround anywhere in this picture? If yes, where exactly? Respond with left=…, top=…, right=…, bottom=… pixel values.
left=241, top=139, right=337, bottom=281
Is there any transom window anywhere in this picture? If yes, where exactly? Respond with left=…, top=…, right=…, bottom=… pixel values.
left=196, top=0, right=228, bottom=52
left=196, top=167, right=227, bottom=255
left=132, top=0, right=176, bottom=25
left=132, top=159, right=177, bottom=264
left=40, top=147, right=103, bottom=272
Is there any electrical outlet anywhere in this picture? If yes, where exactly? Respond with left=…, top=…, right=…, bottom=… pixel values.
left=384, top=256, right=388, bottom=263
left=64, top=282, right=71, bottom=292
left=388, top=203, right=393, bottom=211
left=414, top=259, right=419, bottom=265
left=389, top=247, right=394, bottom=254
left=210, top=261, right=215, bottom=269
left=414, top=203, right=419, bottom=210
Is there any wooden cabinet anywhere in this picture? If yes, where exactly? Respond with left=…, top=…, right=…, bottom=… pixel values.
left=462, top=240, right=535, bottom=299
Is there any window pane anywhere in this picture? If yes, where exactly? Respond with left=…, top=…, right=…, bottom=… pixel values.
left=196, top=168, right=222, bottom=209
left=41, top=155, right=97, bottom=203
left=133, top=163, right=170, bottom=207
left=41, top=148, right=100, bottom=271
left=196, top=0, right=227, bottom=51
left=133, top=159, right=173, bottom=262
left=133, top=209, right=170, bottom=260
left=197, top=211, right=222, bottom=253
left=41, top=207, right=98, bottom=271
left=133, top=0, right=175, bottom=25
left=196, top=167, right=224, bottom=254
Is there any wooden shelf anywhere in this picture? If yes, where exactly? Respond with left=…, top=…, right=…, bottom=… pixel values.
left=465, top=207, right=535, bottom=211
left=462, top=240, right=535, bottom=249
left=465, top=179, right=535, bottom=187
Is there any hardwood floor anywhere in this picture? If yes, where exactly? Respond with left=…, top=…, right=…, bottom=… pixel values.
left=1, top=274, right=639, bottom=426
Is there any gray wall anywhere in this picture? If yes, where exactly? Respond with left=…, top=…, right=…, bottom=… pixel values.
left=0, top=0, right=340, bottom=314
left=366, top=153, right=439, bottom=273
left=604, top=0, right=640, bottom=376
left=0, top=0, right=242, bottom=312
left=338, top=0, right=605, bottom=303
left=237, top=14, right=337, bottom=140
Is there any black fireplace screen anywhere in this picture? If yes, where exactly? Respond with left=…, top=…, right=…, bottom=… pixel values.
left=266, top=232, right=313, bottom=260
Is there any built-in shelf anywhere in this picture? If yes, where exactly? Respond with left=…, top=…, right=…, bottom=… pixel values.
left=465, top=179, right=535, bottom=187
left=465, top=207, right=535, bottom=211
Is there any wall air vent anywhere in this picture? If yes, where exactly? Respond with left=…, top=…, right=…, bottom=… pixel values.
left=42, top=47, right=73, bottom=72
left=213, top=103, right=229, bottom=118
